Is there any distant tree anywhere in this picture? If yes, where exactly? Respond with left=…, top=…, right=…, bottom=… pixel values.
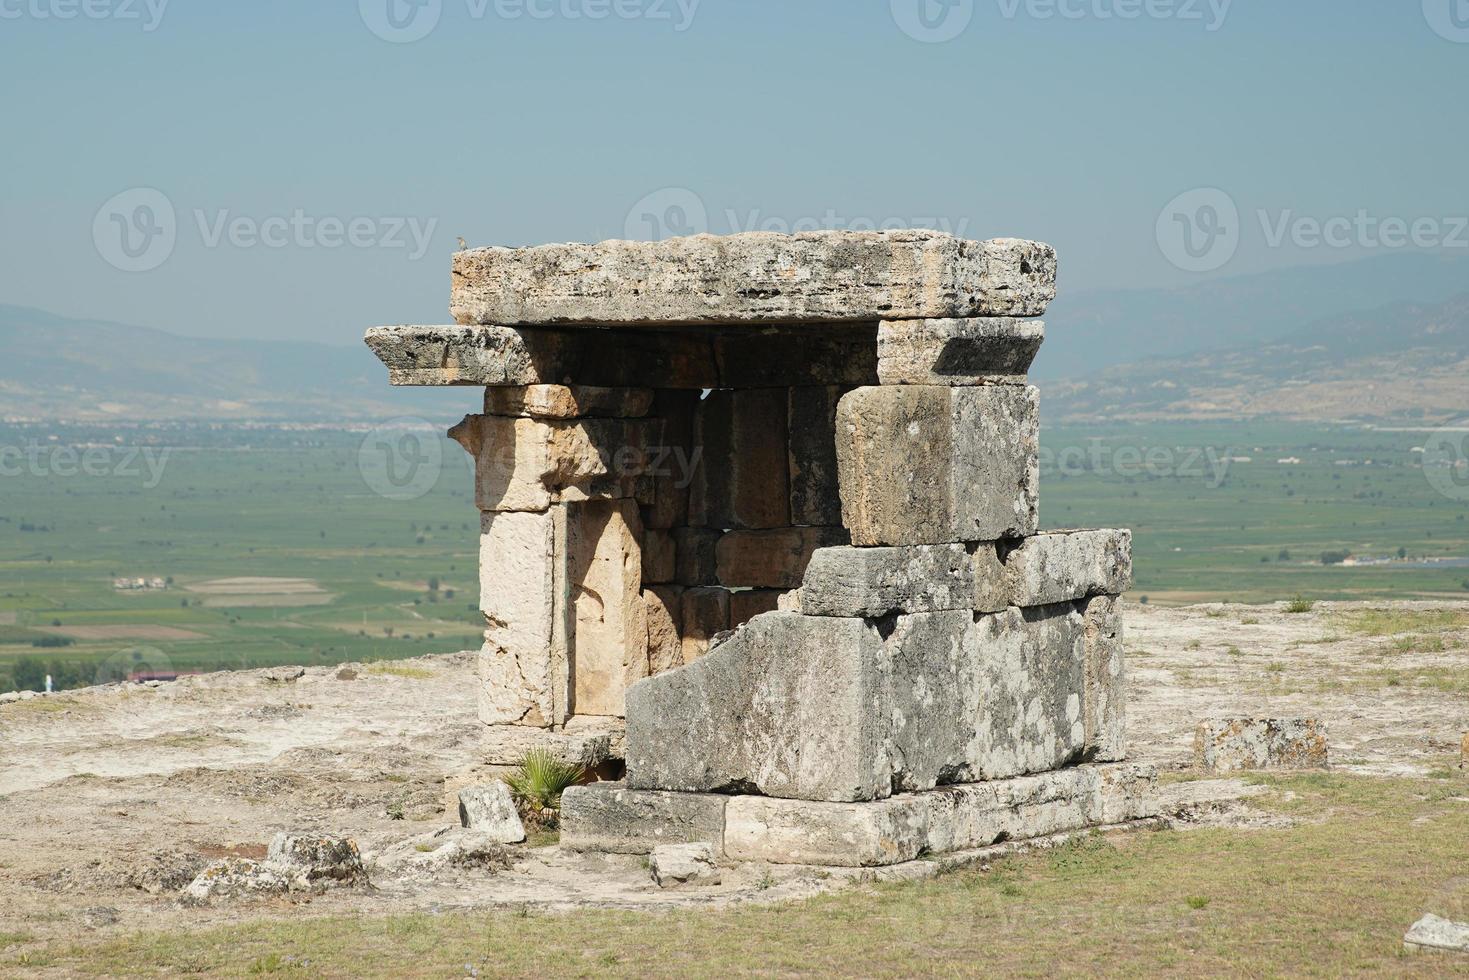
left=11, top=656, right=43, bottom=692
left=1278, top=549, right=1291, bottom=561
left=1397, top=547, right=1408, bottom=559
left=1320, top=551, right=1351, bottom=566
left=427, top=577, right=440, bottom=593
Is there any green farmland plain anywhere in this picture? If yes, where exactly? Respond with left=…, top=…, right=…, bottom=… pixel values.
left=2, top=418, right=1466, bottom=692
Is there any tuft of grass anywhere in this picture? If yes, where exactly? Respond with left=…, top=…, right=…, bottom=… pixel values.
left=1341, top=609, right=1469, bottom=638
left=1284, top=596, right=1315, bottom=614
left=1186, top=896, right=1212, bottom=910
left=504, top=749, right=584, bottom=817
left=365, top=662, right=435, bottom=680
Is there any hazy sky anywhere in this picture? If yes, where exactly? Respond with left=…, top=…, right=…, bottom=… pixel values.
left=2, top=0, right=1466, bottom=345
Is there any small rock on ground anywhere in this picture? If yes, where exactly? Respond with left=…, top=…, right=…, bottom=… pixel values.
left=458, top=783, right=526, bottom=843
left=1405, top=914, right=1469, bottom=954
left=649, top=843, right=722, bottom=889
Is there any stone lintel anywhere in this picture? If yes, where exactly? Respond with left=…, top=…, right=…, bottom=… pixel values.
left=877, top=318, right=1044, bottom=386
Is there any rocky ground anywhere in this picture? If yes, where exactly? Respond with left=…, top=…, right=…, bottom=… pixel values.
left=1, top=600, right=1465, bottom=947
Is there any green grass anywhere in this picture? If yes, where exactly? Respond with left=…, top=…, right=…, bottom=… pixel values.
left=12, top=773, right=1467, bottom=977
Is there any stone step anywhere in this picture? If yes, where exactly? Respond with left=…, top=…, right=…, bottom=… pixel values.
left=449, top=231, right=1055, bottom=326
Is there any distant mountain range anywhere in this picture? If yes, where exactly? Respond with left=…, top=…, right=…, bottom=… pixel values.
left=4, top=250, right=1468, bottom=424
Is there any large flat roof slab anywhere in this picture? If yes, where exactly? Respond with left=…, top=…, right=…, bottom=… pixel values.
left=450, top=231, right=1056, bottom=327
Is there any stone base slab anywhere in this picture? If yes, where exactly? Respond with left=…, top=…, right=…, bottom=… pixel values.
left=561, top=763, right=1156, bottom=867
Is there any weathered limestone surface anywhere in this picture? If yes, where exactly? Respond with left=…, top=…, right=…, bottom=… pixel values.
left=566, top=501, right=646, bottom=718
left=449, top=232, right=1057, bottom=326
left=1082, top=595, right=1127, bottom=762
left=1002, top=530, right=1133, bottom=606
left=1194, top=719, right=1330, bottom=772
left=477, top=511, right=557, bottom=727
left=484, top=384, right=654, bottom=419
left=627, top=603, right=1092, bottom=801
left=644, top=586, right=684, bottom=676
left=1404, top=914, right=1469, bottom=955
left=450, top=414, right=652, bottom=512
left=641, top=529, right=676, bottom=584
left=679, top=586, right=730, bottom=663
left=560, top=784, right=727, bottom=854
left=457, top=783, right=527, bottom=843
left=877, top=318, right=1044, bottom=386
left=479, top=718, right=623, bottom=767
left=648, top=843, right=722, bottom=889
left=723, top=763, right=1158, bottom=867
left=715, top=527, right=848, bottom=590
left=787, top=385, right=848, bottom=526
left=690, top=388, right=791, bottom=530
left=836, top=385, right=1039, bottom=546
left=798, top=543, right=974, bottom=617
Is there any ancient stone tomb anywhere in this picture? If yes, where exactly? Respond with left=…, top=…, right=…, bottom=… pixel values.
left=366, top=230, right=1157, bottom=867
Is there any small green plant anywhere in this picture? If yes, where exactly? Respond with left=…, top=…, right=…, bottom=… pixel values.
left=1226, top=646, right=1243, bottom=657
left=385, top=800, right=406, bottom=821
left=1186, top=895, right=1211, bottom=910
left=505, top=749, right=585, bottom=826
left=1285, top=596, right=1315, bottom=614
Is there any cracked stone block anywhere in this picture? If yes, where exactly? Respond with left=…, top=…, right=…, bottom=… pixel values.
left=477, top=510, right=557, bottom=727
left=689, top=388, right=791, bottom=530
left=679, top=587, right=730, bottom=663
left=798, top=543, right=975, bottom=617
left=787, top=385, right=850, bottom=526
left=724, top=794, right=928, bottom=867
left=836, top=385, right=1039, bottom=546
left=566, top=500, right=647, bottom=718
left=715, top=527, right=849, bottom=589
left=1096, top=763, right=1157, bottom=824
left=560, top=783, right=728, bottom=855
left=649, top=843, right=722, bottom=889
left=457, top=782, right=527, bottom=844
left=366, top=324, right=718, bottom=389
left=1082, top=595, right=1127, bottom=763
left=450, top=413, right=653, bottom=512
left=1194, top=719, right=1330, bottom=772
left=449, top=231, right=1056, bottom=326
left=484, top=384, right=654, bottom=419
left=479, top=719, right=623, bottom=767
left=642, top=529, right=676, bottom=584
left=645, top=586, right=684, bottom=676
left=876, top=318, right=1044, bottom=386
left=1001, top=530, right=1133, bottom=607
left=673, top=527, right=722, bottom=587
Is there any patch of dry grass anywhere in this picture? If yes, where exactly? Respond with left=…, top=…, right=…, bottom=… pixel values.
left=13, top=773, right=1469, bottom=977
left=363, top=663, right=435, bottom=680
left=1340, top=609, right=1469, bottom=638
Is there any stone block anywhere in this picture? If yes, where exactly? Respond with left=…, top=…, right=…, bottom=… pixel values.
left=1095, top=763, right=1158, bottom=824
left=641, top=529, right=676, bottom=584
left=266, top=833, right=367, bottom=884
left=643, top=389, right=698, bottom=529
left=559, top=783, right=727, bottom=855
left=449, top=232, right=1056, bottom=325
left=715, top=527, right=849, bottom=589
left=715, top=326, right=878, bottom=389
left=450, top=414, right=652, bottom=512
left=457, top=783, right=527, bottom=843
left=649, top=843, right=722, bottom=889
left=1001, top=530, right=1132, bottom=607
left=836, top=385, right=1039, bottom=546
left=366, top=324, right=718, bottom=388
left=729, top=589, right=785, bottom=626
left=798, top=543, right=974, bottom=617
left=679, top=587, right=731, bottom=663
left=566, top=500, right=647, bottom=718
left=876, top=318, right=1044, bottom=386
left=477, top=511, right=557, bottom=727
left=1194, top=719, right=1330, bottom=772
left=1081, top=595, right=1127, bottom=763
left=787, top=386, right=850, bottom=526
left=1404, top=915, right=1469, bottom=955
left=479, top=719, right=622, bottom=767
left=724, top=794, right=928, bottom=867
left=644, top=586, right=684, bottom=676
left=484, top=384, right=654, bottom=419
left=627, top=612, right=886, bottom=802
left=689, top=389, right=791, bottom=530
left=673, top=527, right=722, bottom=587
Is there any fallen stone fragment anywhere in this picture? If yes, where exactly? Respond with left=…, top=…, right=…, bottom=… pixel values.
left=1404, top=914, right=1469, bottom=955
left=262, top=666, right=305, bottom=683
left=449, top=231, right=1057, bottom=326
left=876, top=318, right=1044, bottom=386
left=648, top=843, right=722, bottom=889
left=1000, top=530, right=1133, bottom=607
left=457, top=783, right=527, bottom=844
left=836, top=385, right=1039, bottom=546
left=1194, top=719, right=1330, bottom=773
left=484, top=384, right=654, bottom=419
left=560, top=783, right=728, bottom=855
left=266, top=833, right=368, bottom=885
left=180, top=858, right=291, bottom=905
left=370, top=828, right=516, bottom=875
